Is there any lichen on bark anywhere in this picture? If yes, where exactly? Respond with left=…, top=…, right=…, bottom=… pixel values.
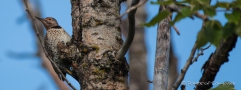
left=68, top=0, right=129, bottom=89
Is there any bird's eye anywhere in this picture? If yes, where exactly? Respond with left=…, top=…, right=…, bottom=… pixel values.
left=48, top=18, right=52, bottom=20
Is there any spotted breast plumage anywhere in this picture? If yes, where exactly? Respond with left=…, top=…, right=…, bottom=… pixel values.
left=36, top=16, right=71, bottom=81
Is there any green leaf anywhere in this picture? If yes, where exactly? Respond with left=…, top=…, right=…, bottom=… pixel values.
left=196, top=29, right=208, bottom=48
left=171, top=7, right=193, bottom=24
left=225, top=10, right=241, bottom=25
left=216, top=2, right=230, bottom=9
left=150, top=1, right=173, bottom=5
left=186, top=0, right=198, bottom=7
left=203, top=7, right=216, bottom=17
left=231, top=1, right=241, bottom=9
left=179, top=7, right=193, bottom=16
left=235, top=21, right=241, bottom=37
left=203, top=20, right=222, bottom=47
left=144, top=10, right=170, bottom=27
left=198, top=0, right=210, bottom=5
left=171, top=13, right=185, bottom=25
left=175, top=1, right=188, bottom=5
left=223, top=22, right=236, bottom=39
left=212, top=20, right=222, bottom=31
left=211, top=82, right=235, bottom=90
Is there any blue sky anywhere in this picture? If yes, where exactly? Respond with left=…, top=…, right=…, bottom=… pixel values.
left=0, top=0, right=240, bottom=90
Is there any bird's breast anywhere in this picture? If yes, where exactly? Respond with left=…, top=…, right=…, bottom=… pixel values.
left=44, top=28, right=71, bottom=55
left=45, top=28, right=71, bottom=43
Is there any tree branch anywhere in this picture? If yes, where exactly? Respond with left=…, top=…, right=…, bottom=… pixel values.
left=172, top=17, right=210, bottom=90
left=172, top=1, right=212, bottom=89
left=23, top=0, right=76, bottom=90
left=167, top=14, right=180, bottom=35
left=116, top=0, right=140, bottom=60
left=181, top=85, right=186, bottom=90
left=166, top=4, right=209, bottom=21
left=117, top=0, right=148, bottom=19
left=193, top=12, right=209, bottom=21
left=172, top=42, right=197, bottom=90
left=196, top=34, right=237, bottom=90
left=192, top=44, right=211, bottom=63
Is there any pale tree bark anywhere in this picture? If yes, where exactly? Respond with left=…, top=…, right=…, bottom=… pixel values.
left=21, top=0, right=69, bottom=90
left=153, top=6, right=171, bottom=90
left=121, top=1, right=148, bottom=90
left=69, top=0, right=129, bottom=89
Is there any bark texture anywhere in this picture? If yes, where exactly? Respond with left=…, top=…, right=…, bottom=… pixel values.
left=70, top=0, right=129, bottom=89
left=196, top=34, right=237, bottom=90
left=153, top=7, right=171, bottom=90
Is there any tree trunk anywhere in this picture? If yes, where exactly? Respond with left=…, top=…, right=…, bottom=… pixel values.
left=70, top=0, right=129, bottom=89
left=153, top=6, right=171, bottom=90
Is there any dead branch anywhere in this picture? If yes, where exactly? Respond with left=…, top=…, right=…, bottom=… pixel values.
left=192, top=44, right=211, bottom=63
left=172, top=43, right=197, bottom=90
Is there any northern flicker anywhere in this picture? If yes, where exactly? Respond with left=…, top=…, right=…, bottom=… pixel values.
left=36, top=16, right=73, bottom=81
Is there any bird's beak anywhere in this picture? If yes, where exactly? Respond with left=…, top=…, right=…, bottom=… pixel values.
left=35, top=16, right=48, bottom=29
left=35, top=16, right=44, bottom=20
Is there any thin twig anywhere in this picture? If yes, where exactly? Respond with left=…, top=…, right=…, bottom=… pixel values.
left=172, top=43, right=197, bottom=90
left=194, top=12, right=208, bottom=21
left=23, top=0, right=76, bottom=90
left=167, top=16, right=180, bottom=35
left=121, top=1, right=181, bottom=35
left=180, top=85, right=186, bottom=90
left=172, top=4, right=211, bottom=90
left=162, top=5, right=180, bottom=35
left=171, top=23, right=209, bottom=90
left=172, top=19, right=208, bottom=90
left=192, top=44, right=212, bottom=63
left=147, top=80, right=153, bottom=83
left=117, top=0, right=148, bottom=19
left=171, top=1, right=212, bottom=89
left=172, top=25, right=180, bottom=35
left=166, top=4, right=209, bottom=21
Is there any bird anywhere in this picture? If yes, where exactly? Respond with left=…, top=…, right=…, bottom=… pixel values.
left=35, top=16, right=74, bottom=81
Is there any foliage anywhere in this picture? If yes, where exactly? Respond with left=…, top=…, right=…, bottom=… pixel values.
left=210, top=82, right=235, bottom=90
left=146, top=0, right=241, bottom=48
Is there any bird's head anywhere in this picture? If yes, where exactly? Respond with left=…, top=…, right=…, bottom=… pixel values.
left=35, top=17, right=60, bottom=30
